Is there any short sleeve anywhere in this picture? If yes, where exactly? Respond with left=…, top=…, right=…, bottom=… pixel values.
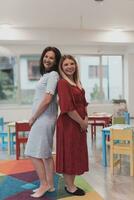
left=58, top=79, right=76, bottom=114
left=46, top=71, right=59, bottom=95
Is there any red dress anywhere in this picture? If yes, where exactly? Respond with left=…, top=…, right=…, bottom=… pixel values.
left=56, top=79, right=89, bottom=175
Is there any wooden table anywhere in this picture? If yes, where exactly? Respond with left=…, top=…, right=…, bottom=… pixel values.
left=88, top=113, right=112, bottom=140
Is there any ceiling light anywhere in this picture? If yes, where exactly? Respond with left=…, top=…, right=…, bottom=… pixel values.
left=94, top=0, right=104, bottom=5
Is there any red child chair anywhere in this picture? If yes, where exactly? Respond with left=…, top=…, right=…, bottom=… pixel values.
left=15, top=122, right=30, bottom=160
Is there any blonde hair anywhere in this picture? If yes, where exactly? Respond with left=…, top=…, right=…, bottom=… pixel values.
left=59, top=55, right=82, bottom=89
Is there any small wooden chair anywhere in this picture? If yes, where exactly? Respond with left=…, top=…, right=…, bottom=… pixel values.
left=112, top=116, right=125, bottom=124
left=109, top=113, right=130, bottom=142
left=110, top=128, right=134, bottom=176
left=15, top=122, right=30, bottom=160
left=112, top=112, right=130, bottom=125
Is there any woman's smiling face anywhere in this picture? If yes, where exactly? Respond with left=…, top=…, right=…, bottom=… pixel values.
left=62, top=58, right=76, bottom=78
left=43, top=50, right=56, bottom=71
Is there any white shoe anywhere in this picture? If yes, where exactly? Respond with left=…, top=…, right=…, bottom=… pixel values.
left=48, top=187, right=55, bottom=192
left=32, top=188, right=38, bottom=193
left=33, top=187, right=55, bottom=193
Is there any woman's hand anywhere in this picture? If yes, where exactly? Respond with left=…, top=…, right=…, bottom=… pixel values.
left=29, top=116, right=36, bottom=127
left=85, top=116, right=88, bottom=125
left=80, top=117, right=88, bottom=131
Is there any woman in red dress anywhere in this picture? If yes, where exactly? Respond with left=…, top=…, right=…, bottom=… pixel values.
left=56, top=55, right=89, bottom=196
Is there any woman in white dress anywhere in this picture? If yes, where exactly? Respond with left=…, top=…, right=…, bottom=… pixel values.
left=25, top=46, right=61, bottom=198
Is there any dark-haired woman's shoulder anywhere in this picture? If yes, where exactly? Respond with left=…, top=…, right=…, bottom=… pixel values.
left=49, top=71, right=59, bottom=76
left=49, top=71, right=59, bottom=79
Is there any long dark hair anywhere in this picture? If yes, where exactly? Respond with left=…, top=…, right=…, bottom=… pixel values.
left=39, top=46, right=61, bottom=75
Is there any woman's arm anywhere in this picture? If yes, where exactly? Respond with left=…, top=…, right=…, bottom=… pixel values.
left=85, top=106, right=88, bottom=122
left=68, top=110, right=88, bottom=131
left=29, top=93, right=53, bottom=126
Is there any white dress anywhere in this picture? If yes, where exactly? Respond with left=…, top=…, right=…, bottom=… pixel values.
left=25, top=71, right=59, bottom=158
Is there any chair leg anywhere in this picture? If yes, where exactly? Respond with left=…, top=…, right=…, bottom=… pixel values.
left=94, top=126, right=96, bottom=138
left=2, top=136, right=7, bottom=150
left=91, top=125, right=93, bottom=141
left=110, top=150, right=114, bottom=175
left=107, top=135, right=110, bottom=141
left=130, top=152, right=134, bottom=176
left=1, top=136, right=4, bottom=150
left=10, top=134, right=13, bottom=154
left=16, top=143, right=20, bottom=160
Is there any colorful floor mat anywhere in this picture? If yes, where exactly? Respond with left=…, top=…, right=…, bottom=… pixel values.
left=0, top=159, right=103, bottom=200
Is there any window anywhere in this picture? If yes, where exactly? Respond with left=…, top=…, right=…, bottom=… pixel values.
left=88, top=65, right=108, bottom=78
left=102, top=56, right=123, bottom=101
left=0, top=54, right=40, bottom=105
left=78, top=55, right=123, bottom=103
left=19, top=55, right=40, bottom=104
left=28, top=60, right=40, bottom=80
left=88, top=65, right=98, bottom=78
left=0, top=53, right=123, bottom=105
left=0, top=56, right=17, bottom=103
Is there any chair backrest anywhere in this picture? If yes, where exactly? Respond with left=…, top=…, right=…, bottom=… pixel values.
left=15, top=122, right=30, bottom=140
left=0, top=117, right=4, bottom=132
left=124, top=112, right=130, bottom=124
left=110, top=128, right=133, bottom=143
left=112, top=116, right=125, bottom=124
left=112, top=112, right=130, bottom=125
left=16, top=122, right=30, bottom=132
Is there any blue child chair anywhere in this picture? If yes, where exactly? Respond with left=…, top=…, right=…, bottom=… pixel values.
left=0, top=117, right=16, bottom=153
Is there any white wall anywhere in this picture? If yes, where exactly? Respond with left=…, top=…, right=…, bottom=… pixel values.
left=0, top=105, right=32, bottom=122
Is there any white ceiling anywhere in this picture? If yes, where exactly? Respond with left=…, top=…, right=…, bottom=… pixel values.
left=0, top=0, right=134, bottom=31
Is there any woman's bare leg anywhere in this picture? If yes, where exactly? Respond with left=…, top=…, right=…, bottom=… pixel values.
left=43, top=156, right=55, bottom=190
left=30, top=157, right=50, bottom=198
